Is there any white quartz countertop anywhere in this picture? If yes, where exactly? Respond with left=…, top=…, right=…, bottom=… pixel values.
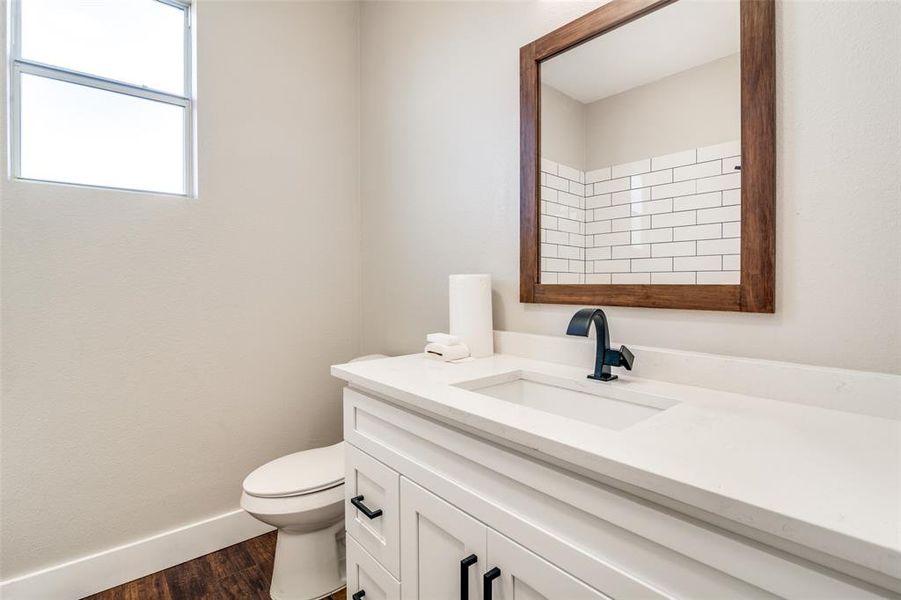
left=332, top=352, right=901, bottom=581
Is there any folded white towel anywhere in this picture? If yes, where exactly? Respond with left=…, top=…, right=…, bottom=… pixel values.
left=426, top=332, right=461, bottom=346
left=424, top=341, right=470, bottom=362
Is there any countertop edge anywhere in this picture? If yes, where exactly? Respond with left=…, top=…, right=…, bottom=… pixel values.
left=331, top=364, right=901, bottom=584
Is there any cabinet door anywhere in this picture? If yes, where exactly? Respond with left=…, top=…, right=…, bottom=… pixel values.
left=400, top=478, right=487, bottom=600
left=485, top=530, right=610, bottom=600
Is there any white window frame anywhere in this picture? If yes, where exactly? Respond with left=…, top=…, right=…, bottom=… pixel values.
left=6, top=0, right=194, bottom=197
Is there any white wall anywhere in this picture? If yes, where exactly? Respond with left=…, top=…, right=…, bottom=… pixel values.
left=584, top=53, right=740, bottom=169
left=541, top=53, right=740, bottom=171
left=360, top=0, right=901, bottom=375
left=540, top=83, right=586, bottom=170
left=0, top=0, right=361, bottom=580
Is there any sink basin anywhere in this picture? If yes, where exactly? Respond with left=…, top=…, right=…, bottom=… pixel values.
left=454, top=370, right=679, bottom=431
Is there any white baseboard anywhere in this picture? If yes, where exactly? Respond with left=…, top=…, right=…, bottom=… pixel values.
left=0, top=509, right=274, bottom=600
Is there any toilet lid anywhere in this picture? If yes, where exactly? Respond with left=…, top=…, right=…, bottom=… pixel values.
left=242, top=441, right=344, bottom=498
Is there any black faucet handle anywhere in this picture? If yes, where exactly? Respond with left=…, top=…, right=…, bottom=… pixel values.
left=605, top=345, right=634, bottom=371
left=618, top=345, right=634, bottom=370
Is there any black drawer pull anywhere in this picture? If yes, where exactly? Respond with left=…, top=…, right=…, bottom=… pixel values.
left=350, top=495, right=383, bottom=519
left=460, top=554, right=477, bottom=600
left=483, top=567, right=501, bottom=600
left=352, top=591, right=365, bottom=600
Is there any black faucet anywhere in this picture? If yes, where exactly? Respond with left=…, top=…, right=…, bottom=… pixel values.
left=566, top=308, right=634, bottom=381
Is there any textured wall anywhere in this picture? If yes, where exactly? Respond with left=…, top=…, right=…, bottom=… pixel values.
left=0, top=0, right=361, bottom=579
left=360, top=0, right=901, bottom=374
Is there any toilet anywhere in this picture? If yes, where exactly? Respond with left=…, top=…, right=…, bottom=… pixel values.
left=241, top=354, right=386, bottom=600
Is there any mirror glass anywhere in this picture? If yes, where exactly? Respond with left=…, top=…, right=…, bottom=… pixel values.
left=539, top=0, right=741, bottom=285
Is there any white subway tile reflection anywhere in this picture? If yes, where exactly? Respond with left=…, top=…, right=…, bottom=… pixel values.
left=539, top=142, right=741, bottom=285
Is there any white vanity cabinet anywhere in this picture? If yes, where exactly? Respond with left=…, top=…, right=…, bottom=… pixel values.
left=342, top=387, right=896, bottom=599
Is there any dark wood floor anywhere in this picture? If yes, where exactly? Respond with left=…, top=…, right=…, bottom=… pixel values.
left=82, top=532, right=346, bottom=600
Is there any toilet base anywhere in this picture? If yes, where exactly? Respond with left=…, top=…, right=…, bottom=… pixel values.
left=270, top=521, right=346, bottom=600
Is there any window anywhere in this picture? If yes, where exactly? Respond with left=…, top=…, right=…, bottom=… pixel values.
left=8, top=0, right=193, bottom=196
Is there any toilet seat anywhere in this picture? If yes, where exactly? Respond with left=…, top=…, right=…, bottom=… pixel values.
left=240, top=481, right=344, bottom=526
left=243, top=441, right=344, bottom=498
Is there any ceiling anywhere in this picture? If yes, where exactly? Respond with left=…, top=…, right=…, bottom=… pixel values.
left=540, top=0, right=740, bottom=104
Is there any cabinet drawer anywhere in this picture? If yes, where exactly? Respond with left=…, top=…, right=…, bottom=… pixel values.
left=345, top=443, right=400, bottom=578
left=347, top=534, right=401, bottom=600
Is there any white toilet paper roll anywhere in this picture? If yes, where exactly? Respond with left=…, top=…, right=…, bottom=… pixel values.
left=448, top=274, right=494, bottom=358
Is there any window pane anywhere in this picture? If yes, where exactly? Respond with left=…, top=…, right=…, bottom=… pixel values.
left=20, top=74, right=186, bottom=195
left=20, top=0, right=186, bottom=95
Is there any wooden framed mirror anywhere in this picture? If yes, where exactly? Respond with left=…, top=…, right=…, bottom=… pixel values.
left=520, top=0, right=774, bottom=312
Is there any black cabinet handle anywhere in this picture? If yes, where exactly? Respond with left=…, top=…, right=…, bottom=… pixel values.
left=460, top=554, right=477, bottom=600
left=350, top=495, right=383, bottom=519
left=352, top=591, right=365, bottom=600
left=483, top=567, right=501, bottom=600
